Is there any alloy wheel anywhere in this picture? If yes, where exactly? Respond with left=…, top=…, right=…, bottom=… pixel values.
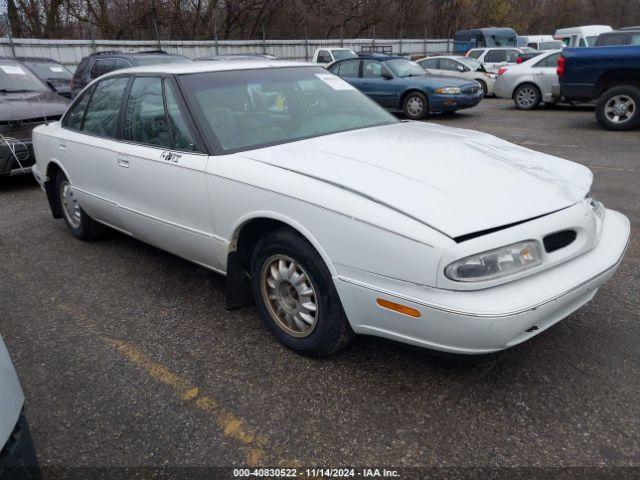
left=260, top=254, right=319, bottom=338
left=604, top=95, right=636, bottom=124
left=60, top=180, right=81, bottom=229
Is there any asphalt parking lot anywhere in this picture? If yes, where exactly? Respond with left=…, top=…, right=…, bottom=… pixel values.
left=1, top=98, right=639, bottom=473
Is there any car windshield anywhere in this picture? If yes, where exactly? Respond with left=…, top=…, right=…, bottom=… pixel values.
left=384, top=59, right=425, bottom=78
left=539, top=41, right=564, bottom=50
left=0, top=63, right=50, bottom=93
left=332, top=50, right=357, bottom=61
left=23, top=61, right=72, bottom=81
left=486, top=34, right=517, bottom=47
left=135, top=56, right=192, bottom=66
left=457, top=57, right=483, bottom=71
left=179, top=66, right=397, bottom=153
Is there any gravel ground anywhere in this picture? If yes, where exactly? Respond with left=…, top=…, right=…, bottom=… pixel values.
left=1, top=98, right=639, bottom=475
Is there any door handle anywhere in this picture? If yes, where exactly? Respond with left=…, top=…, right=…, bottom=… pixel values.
left=58, top=140, right=66, bottom=151
left=117, top=158, right=130, bottom=168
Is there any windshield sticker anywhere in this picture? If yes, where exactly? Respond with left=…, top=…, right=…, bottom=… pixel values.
left=315, top=73, right=355, bottom=91
left=1, top=65, right=26, bottom=75
left=50, top=66, right=64, bottom=72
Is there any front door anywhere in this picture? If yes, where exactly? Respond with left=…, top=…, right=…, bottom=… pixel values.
left=359, top=60, right=397, bottom=108
left=114, top=75, right=216, bottom=268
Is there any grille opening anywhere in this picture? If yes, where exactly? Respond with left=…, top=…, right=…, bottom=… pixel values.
left=543, top=230, right=577, bottom=253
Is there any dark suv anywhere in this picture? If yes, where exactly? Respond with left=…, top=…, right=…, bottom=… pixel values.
left=71, top=50, right=191, bottom=97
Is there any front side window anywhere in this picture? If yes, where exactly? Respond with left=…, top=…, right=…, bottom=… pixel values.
left=440, top=58, right=460, bottom=71
left=178, top=66, right=397, bottom=153
left=317, top=50, right=331, bottom=63
left=385, top=59, right=424, bottom=78
left=82, top=76, right=129, bottom=138
left=164, top=80, right=197, bottom=151
left=62, top=85, right=94, bottom=130
left=362, top=61, right=384, bottom=78
left=123, top=76, right=171, bottom=148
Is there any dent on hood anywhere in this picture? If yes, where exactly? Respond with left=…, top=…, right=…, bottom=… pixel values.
left=427, top=123, right=593, bottom=202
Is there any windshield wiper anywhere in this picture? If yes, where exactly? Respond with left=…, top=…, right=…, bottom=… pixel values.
left=0, top=89, right=36, bottom=94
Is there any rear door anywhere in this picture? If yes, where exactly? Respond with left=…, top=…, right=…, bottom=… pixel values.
left=57, top=76, right=130, bottom=230
left=114, top=75, right=216, bottom=267
left=531, top=52, right=561, bottom=101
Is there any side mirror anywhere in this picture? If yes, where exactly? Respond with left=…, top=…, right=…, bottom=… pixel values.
left=381, top=71, right=393, bottom=80
left=456, top=65, right=465, bottom=72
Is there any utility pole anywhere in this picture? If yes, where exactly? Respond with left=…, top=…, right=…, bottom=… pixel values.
left=261, top=22, right=266, bottom=54
left=153, top=18, right=161, bottom=51
left=304, top=25, right=309, bottom=61
left=3, top=8, right=16, bottom=58
left=214, top=21, right=219, bottom=55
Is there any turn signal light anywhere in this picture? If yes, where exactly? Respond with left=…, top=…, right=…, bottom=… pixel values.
left=376, top=298, right=421, bottom=318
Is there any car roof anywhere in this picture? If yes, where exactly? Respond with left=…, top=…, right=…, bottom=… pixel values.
left=356, top=54, right=405, bottom=60
left=101, top=60, right=315, bottom=77
left=88, top=50, right=188, bottom=60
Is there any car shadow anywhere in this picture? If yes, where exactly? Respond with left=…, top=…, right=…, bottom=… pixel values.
left=0, top=174, right=38, bottom=192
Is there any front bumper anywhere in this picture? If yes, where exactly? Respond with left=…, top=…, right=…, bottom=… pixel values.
left=0, top=139, right=34, bottom=177
left=334, top=209, right=630, bottom=354
left=430, top=92, right=483, bottom=111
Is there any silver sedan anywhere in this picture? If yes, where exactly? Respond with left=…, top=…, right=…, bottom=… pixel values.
left=494, top=50, right=562, bottom=109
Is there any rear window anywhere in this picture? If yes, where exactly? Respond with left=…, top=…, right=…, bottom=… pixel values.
left=23, top=61, right=72, bottom=80
left=0, top=63, right=50, bottom=93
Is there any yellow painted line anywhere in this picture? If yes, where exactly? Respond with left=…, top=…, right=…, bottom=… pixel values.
left=101, top=335, right=267, bottom=466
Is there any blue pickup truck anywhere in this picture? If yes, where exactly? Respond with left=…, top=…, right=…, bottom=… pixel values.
left=557, top=45, right=640, bottom=130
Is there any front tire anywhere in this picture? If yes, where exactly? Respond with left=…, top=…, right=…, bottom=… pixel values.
left=56, top=171, right=105, bottom=240
left=476, top=79, right=488, bottom=97
left=403, top=91, right=429, bottom=120
left=514, top=83, right=541, bottom=110
left=595, top=86, right=640, bottom=131
left=250, top=228, right=354, bottom=357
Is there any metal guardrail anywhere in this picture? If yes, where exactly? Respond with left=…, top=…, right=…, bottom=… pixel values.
left=0, top=37, right=455, bottom=69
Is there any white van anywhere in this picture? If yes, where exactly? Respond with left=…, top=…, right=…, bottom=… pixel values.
left=554, top=25, right=612, bottom=47
left=517, top=35, right=565, bottom=50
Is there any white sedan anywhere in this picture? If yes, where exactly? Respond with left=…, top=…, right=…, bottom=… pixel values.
left=32, top=61, right=630, bottom=357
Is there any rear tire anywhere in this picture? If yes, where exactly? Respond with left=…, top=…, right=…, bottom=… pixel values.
left=595, top=86, right=640, bottom=131
left=250, top=228, right=354, bottom=357
left=514, top=83, right=541, bottom=110
left=56, top=171, right=105, bottom=240
left=403, top=91, right=429, bottom=120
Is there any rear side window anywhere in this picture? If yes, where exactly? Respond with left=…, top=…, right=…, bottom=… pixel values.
left=82, top=76, right=129, bottom=138
left=633, top=34, right=640, bottom=45
left=484, top=50, right=506, bottom=62
left=335, top=60, right=360, bottom=78
left=90, top=58, right=115, bottom=79
left=62, top=85, right=94, bottom=130
left=123, top=76, right=171, bottom=148
left=418, top=58, right=439, bottom=69
left=535, top=53, right=561, bottom=68
left=317, top=50, right=332, bottom=63
left=467, top=50, right=483, bottom=59
left=598, top=34, right=626, bottom=46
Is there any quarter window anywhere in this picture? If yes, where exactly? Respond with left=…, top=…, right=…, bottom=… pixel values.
left=418, top=58, right=439, bottom=69
left=467, top=50, right=483, bottom=59
left=82, top=77, right=129, bottom=138
left=317, top=50, right=332, bottom=63
left=62, top=85, right=94, bottom=130
left=123, top=76, right=172, bottom=148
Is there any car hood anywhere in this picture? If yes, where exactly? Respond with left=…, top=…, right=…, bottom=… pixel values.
left=0, top=91, right=69, bottom=122
left=241, top=121, right=592, bottom=239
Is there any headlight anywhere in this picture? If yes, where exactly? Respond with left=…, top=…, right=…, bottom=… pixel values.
left=434, top=87, right=461, bottom=94
left=587, top=196, right=604, bottom=220
left=444, top=240, right=543, bottom=282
